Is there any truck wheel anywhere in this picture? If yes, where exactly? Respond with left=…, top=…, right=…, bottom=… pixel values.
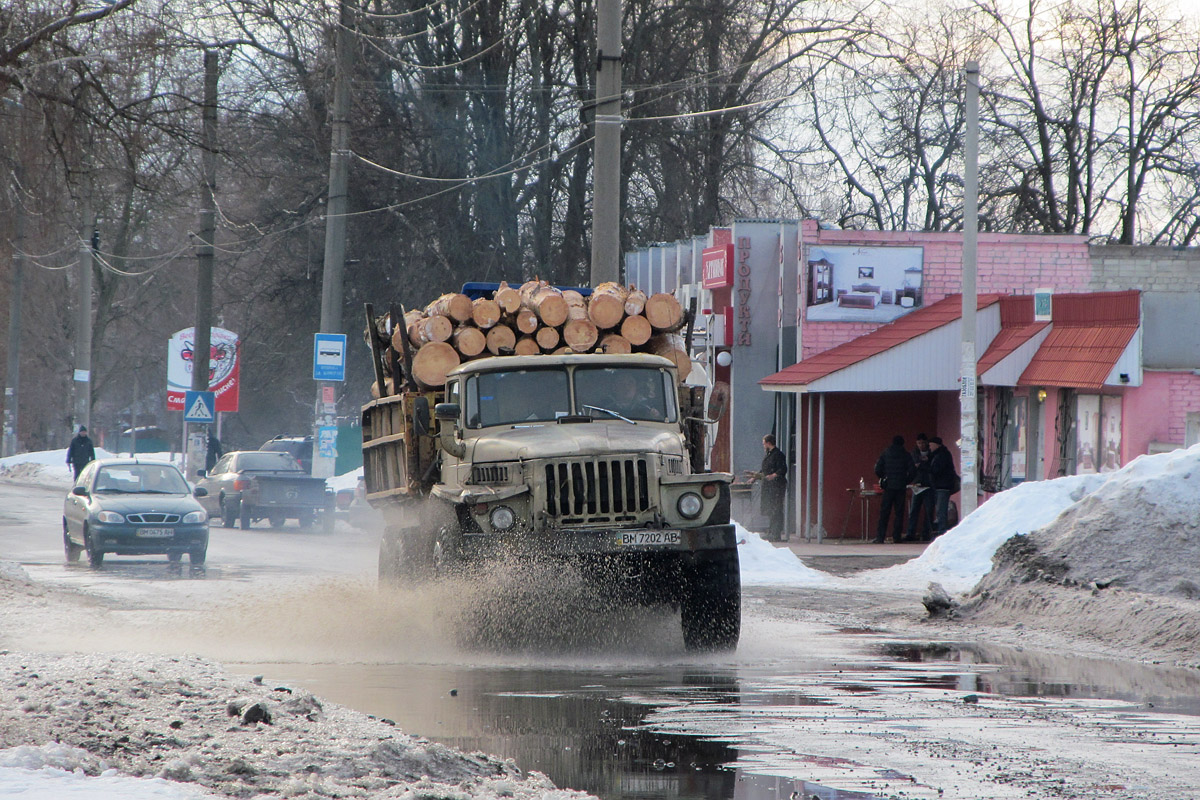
left=269, top=515, right=286, bottom=528
left=322, top=508, right=335, bottom=534
left=221, top=498, right=238, bottom=528
left=63, top=520, right=83, bottom=563
left=84, top=526, right=105, bottom=569
left=378, top=528, right=404, bottom=586
left=239, top=503, right=253, bottom=529
left=378, top=526, right=434, bottom=586
left=297, top=512, right=314, bottom=528
left=680, top=549, right=741, bottom=652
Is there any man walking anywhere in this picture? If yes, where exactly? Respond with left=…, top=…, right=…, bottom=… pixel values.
left=66, top=426, right=96, bottom=480
left=873, top=435, right=913, bottom=543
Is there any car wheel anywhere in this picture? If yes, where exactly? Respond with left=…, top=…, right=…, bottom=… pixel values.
left=239, top=503, right=253, bottom=529
left=167, top=552, right=183, bottom=563
left=190, top=548, right=206, bottom=566
left=84, top=526, right=104, bottom=569
left=268, top=515, right=286, bottom=529
left=221, top=498, right=237, bottom=528
left=63, top=519, right=83, bottom=563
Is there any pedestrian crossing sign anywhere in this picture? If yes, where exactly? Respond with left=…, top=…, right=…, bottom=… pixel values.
left=183, top=390, right=216, bottom=423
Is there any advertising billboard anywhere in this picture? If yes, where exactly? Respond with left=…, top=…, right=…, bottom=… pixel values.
left=805, top=245, right=925, bottom=322
left=167, top=327, right=240, bottom=412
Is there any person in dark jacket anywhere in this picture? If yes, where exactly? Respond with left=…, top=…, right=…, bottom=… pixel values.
left=66, top=426, right=96, bottom=480
left=756, top=434, right=788, bottom=541
left=928, top=436, right=958, bottom=537
left=904, top=433, right=934, bottom=542
left=206, top=429, right=223, bottom=472
left=873, top=435, right=914, bottom=543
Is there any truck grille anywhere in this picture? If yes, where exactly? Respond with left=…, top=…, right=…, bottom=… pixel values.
left=471, top=465, right=510, bottom=484
left=544, top=458, right=651, bottom=524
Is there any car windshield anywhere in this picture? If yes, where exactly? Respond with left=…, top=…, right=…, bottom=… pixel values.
left=237, top=452, right=302, bottom=472
left=465, top=368, right=571, bottom=427
left=94, top=464, right=190, bottom=494
left=575, top=366, right=676, bottom=422
left=463, top=365, right=676, bottom=427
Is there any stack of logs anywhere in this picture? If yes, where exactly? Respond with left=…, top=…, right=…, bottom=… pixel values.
left=372, top=280, right=691, bottom=394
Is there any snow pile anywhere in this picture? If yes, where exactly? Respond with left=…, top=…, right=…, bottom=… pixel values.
left=0, top=652, right=593, bottom=800
left=859, top=471, right=1112, bottom=593
left=974, top=444, right=1200, bottom=599
left=734, top=523, right=830, bottom=587
left=0, top=448, right=115, bottom=488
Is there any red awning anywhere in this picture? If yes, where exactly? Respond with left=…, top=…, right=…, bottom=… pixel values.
left=1018, top=291, right=1140, bottom=390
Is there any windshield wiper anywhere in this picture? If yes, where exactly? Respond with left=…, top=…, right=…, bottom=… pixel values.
left=582, top=404, right=636, bottom=424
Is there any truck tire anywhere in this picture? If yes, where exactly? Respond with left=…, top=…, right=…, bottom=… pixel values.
left=378, top=525, right=435, bottom=586
left=269, top=515, right=286, bottom=528
left=239, top=503, right=253, bottom=529
left=322, top=508, right=336, bottom=534
left=680, top=549, right=741, bottom=652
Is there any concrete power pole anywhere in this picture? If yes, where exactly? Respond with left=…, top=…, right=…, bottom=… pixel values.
left=589, top=0, right=621, bottom=285
left=312, top=0, right=354, bottom=480
left=3, top=165, right=24, bottom=457
left=186, top=50, right=219, bottom=478
left=73, top=178, right=94, bottom=435
left=960, top=62, right=980, bottom=517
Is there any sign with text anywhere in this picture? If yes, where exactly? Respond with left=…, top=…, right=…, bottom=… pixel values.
left=167, top=328, right=240, bottom=412
left=701, top=244, right=734, bottom=289
left=313, top=333, right=347, bottom=382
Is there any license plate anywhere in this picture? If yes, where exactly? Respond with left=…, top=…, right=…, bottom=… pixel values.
left=618, top=530, right=682, bottom=546
left=136, top=528, right=173, bottom=538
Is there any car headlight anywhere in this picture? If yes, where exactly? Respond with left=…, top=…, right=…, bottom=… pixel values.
left=489, top=505, right=515, bottom=531
left=96, top=511, right=125, bottom=524
left=676, top=492, right=704, bottom=519
left=183, top=510, right=207, bottom=524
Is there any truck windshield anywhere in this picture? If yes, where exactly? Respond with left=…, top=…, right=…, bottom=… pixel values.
left=466, top=368, right=571, bottom=428
left=574, top=366, right=676, bottom=423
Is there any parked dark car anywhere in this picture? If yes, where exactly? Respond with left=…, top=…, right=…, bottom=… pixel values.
left=195, top=450, right=333, bottom=531
left=260, top=435, right=313, bottom=474
left=63, top=459, right=209, bottom=568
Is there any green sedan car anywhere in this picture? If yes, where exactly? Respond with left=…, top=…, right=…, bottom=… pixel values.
left=63, top=459, right=210, bottom=568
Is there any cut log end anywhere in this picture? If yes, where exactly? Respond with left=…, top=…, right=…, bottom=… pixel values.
left=410, top=341, right=460, bottom=389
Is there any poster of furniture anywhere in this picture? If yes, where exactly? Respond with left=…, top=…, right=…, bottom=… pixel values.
left=805, top=245, right=925, bottom=322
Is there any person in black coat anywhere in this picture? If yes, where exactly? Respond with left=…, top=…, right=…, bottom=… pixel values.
left=756, top=434, right=788, bottom=541
left=928, top=436, right=958, bottom=537
left=66, top=426, right=96, bottom=480
left=873, top=434, right=914, bottom=543
left=905, top=433, right=934, bottom=542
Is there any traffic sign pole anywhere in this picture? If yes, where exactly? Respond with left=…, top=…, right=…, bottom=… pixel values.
left=311, top=334, right=347, bottom=479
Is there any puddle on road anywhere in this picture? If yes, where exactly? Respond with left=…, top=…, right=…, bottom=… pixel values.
left=229, top=634, right=1200, bottom=800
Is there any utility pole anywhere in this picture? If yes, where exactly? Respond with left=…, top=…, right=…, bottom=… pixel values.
left=960, top=61, right=980, bottom=517
left=3, top=164, right=24, bottom=457
left=186, top=49, right=219, bottom=478
left=589, top=0, right=621, bottom=285
left=73, top=176, right=94, bottom=436
left=312, top=0, right=354, bottom=480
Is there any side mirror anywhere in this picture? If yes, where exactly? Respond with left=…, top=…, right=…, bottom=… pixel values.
left=434, top=403, right=466, bottom=457
left=193, top=487, right=209, bottom=498
left=71, top=486, right=89, bottom=497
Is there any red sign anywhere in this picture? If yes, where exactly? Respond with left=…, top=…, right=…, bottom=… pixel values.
left=167, top=328, right=240, bottom=412
left=701, top=244, right=734, bottom=289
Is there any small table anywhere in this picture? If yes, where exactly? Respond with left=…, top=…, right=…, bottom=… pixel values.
left=842, top=488, right=880, bottom=540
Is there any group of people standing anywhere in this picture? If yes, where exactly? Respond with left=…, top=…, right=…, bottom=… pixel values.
left=873, top=432, right=959, bottom=544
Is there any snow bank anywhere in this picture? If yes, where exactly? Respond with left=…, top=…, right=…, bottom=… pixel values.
left=0, top=743, right=218, bottom=799
left=734, top=522, right=830, bottom=587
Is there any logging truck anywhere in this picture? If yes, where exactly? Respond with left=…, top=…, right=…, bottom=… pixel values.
left=360, top=281, right=739, bottom=651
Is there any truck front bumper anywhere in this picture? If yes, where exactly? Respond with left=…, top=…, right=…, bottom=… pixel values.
left=458, top=523, right=735, bottom=559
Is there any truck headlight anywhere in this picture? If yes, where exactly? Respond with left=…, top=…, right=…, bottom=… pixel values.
left=676, top=492, right=703, bottom=519
left=96, top=511, right=125, bottom=524
left=489, top=505, right=515, bottom=531
left=183, top=511, right=207, bottom=524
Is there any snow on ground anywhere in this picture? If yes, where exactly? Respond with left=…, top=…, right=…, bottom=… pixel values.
left=733, top=522, right=830, bottom=587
